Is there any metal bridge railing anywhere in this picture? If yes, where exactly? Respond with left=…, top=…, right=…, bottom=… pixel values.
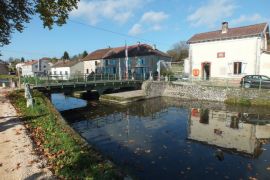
left=22, top=73, right=146, bottom=87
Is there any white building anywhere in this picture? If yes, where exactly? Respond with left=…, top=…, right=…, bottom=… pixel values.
left=187, top=22, right=270, bottom=80
left=50, top=60, right=83, bottom=80
left=188, top=108, right=270, bottom=156
left=21, top=59, right=51, bottom=76
left=82, top=48, right=111, bottom=74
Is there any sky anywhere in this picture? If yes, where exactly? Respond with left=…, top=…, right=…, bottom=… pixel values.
left=1, top=0, right=270, bottom=61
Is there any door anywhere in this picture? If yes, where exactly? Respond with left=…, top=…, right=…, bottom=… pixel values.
left=202, top=62, right=211, bottom=80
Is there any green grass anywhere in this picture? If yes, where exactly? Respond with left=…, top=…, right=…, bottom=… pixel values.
left=225, top=97, right=270, bottom=107
left=0, top=74, right=18, bottom=79
left=8, top=90, right=122, bottom=179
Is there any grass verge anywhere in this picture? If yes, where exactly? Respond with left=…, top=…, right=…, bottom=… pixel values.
left=225, top=97, right=270, bottom=107
left=8, top=90, right=122, bottom=179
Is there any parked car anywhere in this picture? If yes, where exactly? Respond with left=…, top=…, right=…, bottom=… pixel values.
left=240, top=75, right=270, bottom=88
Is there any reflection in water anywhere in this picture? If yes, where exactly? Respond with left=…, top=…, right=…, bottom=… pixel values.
left=53, top=95, right=270, bottom=180
left=51, top=93, right=87, bottom=111
left=188, top=109, right=270, bottom=157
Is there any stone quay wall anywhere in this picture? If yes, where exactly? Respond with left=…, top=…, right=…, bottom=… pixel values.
left=142, top=81, right=270, bottom=103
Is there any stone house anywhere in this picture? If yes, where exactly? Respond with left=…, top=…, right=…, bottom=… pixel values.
left=187, top=22, right=270, bottom=80
left=83, top=43, right=171, bottom=79
left=50, top=60, right=83, bottom=80
left=21, top=59, right=51, bottom=76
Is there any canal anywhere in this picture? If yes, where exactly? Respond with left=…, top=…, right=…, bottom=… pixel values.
left=52, top=93, right=270, bottom=179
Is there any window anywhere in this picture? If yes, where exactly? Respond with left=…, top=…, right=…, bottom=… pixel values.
left=54, top=71, right=56, bottom=75
left=43, top=65, right=46, bottom=68
left=200, top=109, right=209, bottom=124
left=35, top=65, right=38, bottom=68
left=60, top=71, right=62, bottom=75
left=261, top=76, right=270, bottom=80
left=86, top=69, right=89, bottom=74
left=95, top=61, right=98, bottom=66
left=65, top=71, right=68, bottom=75
left=233, top=62, right=242, bottom=75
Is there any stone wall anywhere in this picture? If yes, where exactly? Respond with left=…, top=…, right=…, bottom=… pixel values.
left=142, top=81, right=270, bottom=103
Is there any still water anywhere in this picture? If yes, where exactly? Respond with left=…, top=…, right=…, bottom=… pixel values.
left=52, top=93, right=270, bottom=179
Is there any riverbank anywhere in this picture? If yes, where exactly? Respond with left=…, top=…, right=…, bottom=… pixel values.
left=8, top=90, right=123, bottom=179
left=142, top=81, right=270, bottom=106
left=0, top=88, right=53, bottom=179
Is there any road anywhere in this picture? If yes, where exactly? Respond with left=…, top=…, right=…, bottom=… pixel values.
left=0, top=88, right=53, bottom=180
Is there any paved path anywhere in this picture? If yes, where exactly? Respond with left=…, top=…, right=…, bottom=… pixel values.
left=0, top=88, right=53, bottom=180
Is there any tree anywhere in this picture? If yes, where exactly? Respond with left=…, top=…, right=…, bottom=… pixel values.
left=62, top=51, right=70, bottom=60
left=0, top=0, right=79, bottom=47
left=82, top=51, right=88, bottom=58
left=167, top=41, right=189, bottom=62
left=21, top=57, right=25, bottom=62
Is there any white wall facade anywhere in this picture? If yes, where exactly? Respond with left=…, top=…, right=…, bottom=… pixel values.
left=189, top=37, right=263, bottom=80
left=50, top=62, right=83, bottom=80
left=51, top=67, right=71, bottom=80
left=21, top=60, right=51, bottom=76
left=83, top=60, right=101, bottom=74
left=260, top=53, right=270, bottom=76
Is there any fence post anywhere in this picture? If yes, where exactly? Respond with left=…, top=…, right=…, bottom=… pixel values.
left=62, top=75, right=64, bottom=89
left=35, top=77, right=38, bottom=86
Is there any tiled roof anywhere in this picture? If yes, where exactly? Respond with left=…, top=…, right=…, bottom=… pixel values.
left=23, top=60, right=38, bottom=66
left=82, top=48, right=112, bottom=61
left=52, top=60, right=81, bottom=68
left=83, top=44, right=171, bottom=61
left=188, top=23, right=268, bottom=44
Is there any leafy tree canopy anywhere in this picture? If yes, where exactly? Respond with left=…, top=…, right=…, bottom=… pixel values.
left=167, top=41, right=189, bottom=62
left=0, top=0, right=79, bottom=47
left=62, top=51, right=70, bottom=60
left=82, top=50, right=88, bottom=58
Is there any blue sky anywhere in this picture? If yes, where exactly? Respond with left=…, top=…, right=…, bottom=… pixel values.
left=1, top=0, right=269, bottom=60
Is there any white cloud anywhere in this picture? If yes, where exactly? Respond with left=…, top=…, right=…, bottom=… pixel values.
left=128, top=11, right=169, bottom=35
left=71, top=0, right=143, bottom=25
left=231, top=14, right=267, bottom=25
left=187, top=0, right=237, bottom=27
left=140, top=11, right=169, bottom=24
left=129, top=23, right=143, bottom=36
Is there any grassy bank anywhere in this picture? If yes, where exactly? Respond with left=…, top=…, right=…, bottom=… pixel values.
left=225, top=97, right=270, bottom=106
left=8, top=90, right=122, bottom=179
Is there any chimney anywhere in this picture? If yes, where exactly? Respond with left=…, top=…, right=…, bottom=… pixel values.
left=152, top=44, right=156, bottom=50
left=137, top=41, right=141, bottom=46
left=221, top=22, right=228, bottom=34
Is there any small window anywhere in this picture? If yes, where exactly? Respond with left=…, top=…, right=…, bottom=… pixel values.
left=35, top=65, right=38, bottom=68
left=86, top=69, right=89, bottom=74
left=60, top=71, right=62, bottom=75
left=54, top=71, right=56, bottom=75
left=233, top=62, right=242, bottom=75
left=43, top=65, right=46, bottom=68
left=65, top=71, right=68, bottom=75
left=95, top=61, right=98, bottom=66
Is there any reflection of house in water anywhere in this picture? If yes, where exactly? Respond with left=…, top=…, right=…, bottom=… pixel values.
left=188, top=108, right=270, bottom=157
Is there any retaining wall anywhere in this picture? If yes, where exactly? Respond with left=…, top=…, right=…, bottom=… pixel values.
left=142, top=81, right=270, bottom=103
